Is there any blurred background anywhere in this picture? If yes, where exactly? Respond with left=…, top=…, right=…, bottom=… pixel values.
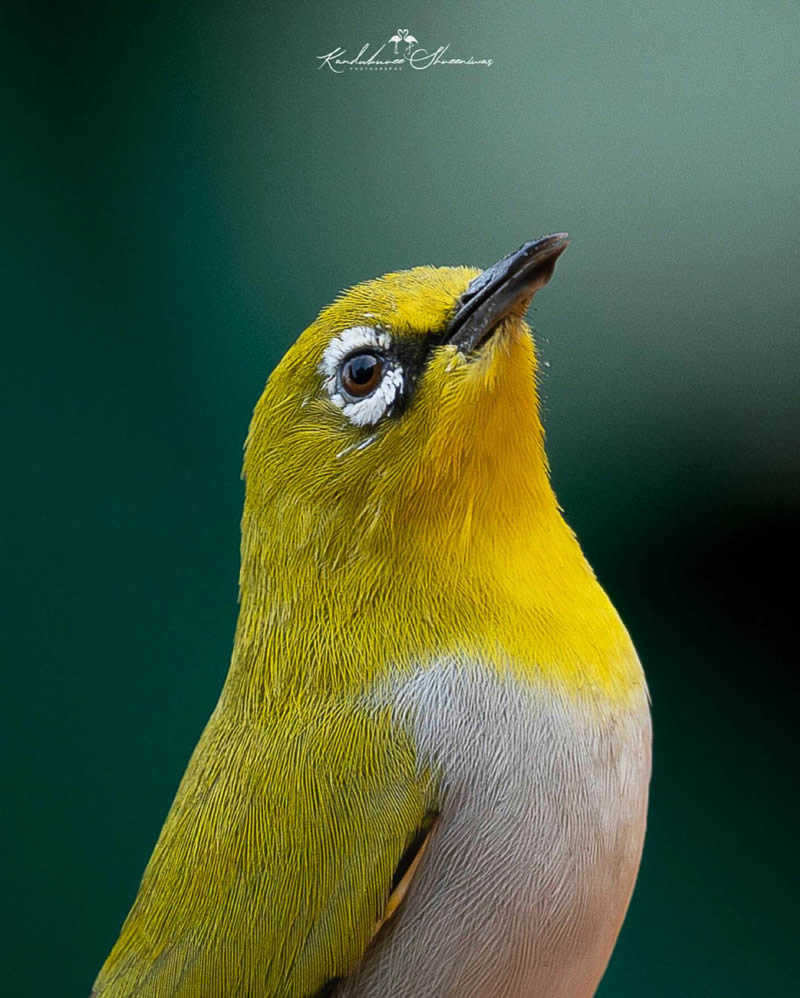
left=3, top=1, right=798, bottom=994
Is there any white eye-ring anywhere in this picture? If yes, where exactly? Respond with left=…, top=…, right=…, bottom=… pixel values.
left=319, top=326, right=404, bottom=427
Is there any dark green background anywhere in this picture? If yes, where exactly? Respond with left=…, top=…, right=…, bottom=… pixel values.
left=3, top=2, right=798, bottom=995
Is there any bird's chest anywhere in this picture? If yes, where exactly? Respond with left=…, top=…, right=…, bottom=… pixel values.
left=355, top=661, right=652, bottom=998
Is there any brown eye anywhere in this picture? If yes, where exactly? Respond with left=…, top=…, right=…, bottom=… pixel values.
left=340, top=352, right=384, bottom=398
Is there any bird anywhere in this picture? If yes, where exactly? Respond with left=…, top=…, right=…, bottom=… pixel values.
left=403, top=33, right=418, bottom=56
left=389, top=29, right=407, bottom=55
left=91, top=234, right=652, bottom=998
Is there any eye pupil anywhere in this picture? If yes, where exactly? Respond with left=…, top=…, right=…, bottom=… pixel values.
left=341, top=352, right=383, bottom=397
left=347, top=355, right=377, bottom=384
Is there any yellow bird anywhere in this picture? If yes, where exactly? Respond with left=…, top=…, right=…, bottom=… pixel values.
left=92, top=235, right=651, bottom=998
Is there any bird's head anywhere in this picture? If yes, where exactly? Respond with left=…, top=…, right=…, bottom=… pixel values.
left=244, top=233, right=568, bottom=553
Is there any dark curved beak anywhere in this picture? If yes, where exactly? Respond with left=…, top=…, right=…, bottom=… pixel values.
left=444, top=233, right=569, bottom=353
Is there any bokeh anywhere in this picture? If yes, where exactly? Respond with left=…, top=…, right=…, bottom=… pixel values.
left=3, top=2, right=798, bottom=995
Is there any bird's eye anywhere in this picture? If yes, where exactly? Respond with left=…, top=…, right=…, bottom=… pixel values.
left=340, top=352, right=384, bottom=398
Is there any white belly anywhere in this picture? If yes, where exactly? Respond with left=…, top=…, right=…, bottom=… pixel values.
left=342, top=660, right=651, bottom=998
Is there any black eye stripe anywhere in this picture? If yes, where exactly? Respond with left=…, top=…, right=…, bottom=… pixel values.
left=385, top=333, right=441, bottom=415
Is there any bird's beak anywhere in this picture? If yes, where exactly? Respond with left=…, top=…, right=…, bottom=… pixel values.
left=444, top=234, right=569, bottom=354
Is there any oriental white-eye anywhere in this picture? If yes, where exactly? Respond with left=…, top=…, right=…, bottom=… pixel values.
left=92, top=234, right=651, bottom=998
